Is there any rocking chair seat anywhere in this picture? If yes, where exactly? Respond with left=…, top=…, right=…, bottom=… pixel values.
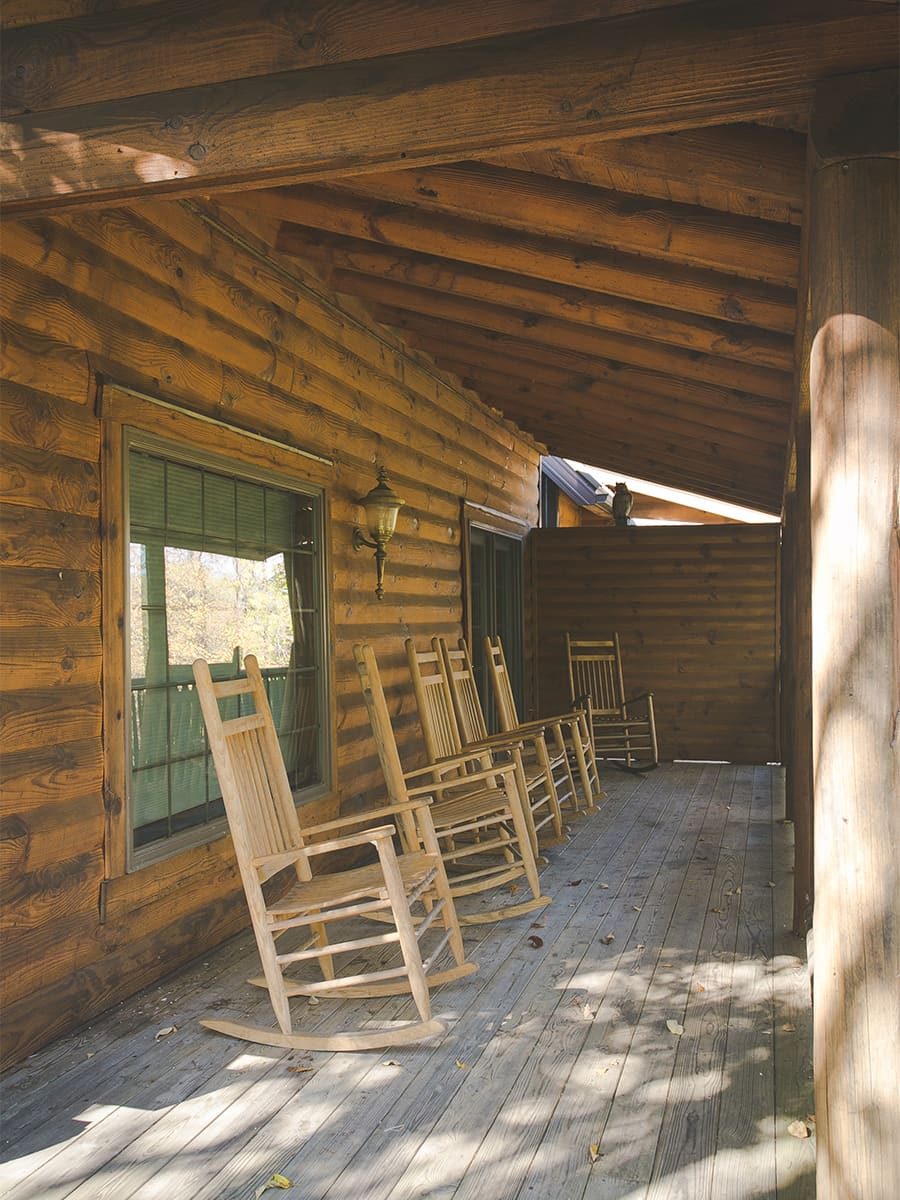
left=268, top=851, right=439, bottom=916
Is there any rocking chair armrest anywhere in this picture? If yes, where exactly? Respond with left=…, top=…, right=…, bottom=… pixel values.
left=406, top=759, right=517, bottom=797
left=298, top=801, right=434, bottom=840
left=624, top=691, right=654, bottom=706
left=404, top=749, right=498, bottom=780
left=251, top=824, right=397, bottom=873
left=462, top=731, right=526, bottom=753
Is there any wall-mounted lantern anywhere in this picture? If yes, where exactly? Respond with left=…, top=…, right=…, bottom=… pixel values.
left=352, top=467, right=405, bottom=600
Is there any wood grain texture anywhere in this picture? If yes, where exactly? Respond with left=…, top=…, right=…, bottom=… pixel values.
left=325, top=162, right=801, bottom=286
left=0, top=195, right=540, bottom=1065
left=266, top=187, right=798, bottom=333
left=0, top=0, right=682, bottom=112
left=532, top=525, right=780, bottom=763
left=493, top=123, right=806, bottom=225
left=3, top=3, right=895, bottom=212
left=807, top=112, right=899, bottom=1200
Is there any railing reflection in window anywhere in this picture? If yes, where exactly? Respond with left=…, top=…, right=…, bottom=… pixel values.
left=130, top=661, right=319, bottom=848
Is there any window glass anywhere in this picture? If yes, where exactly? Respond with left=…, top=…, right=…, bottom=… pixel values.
left=127, top=445, right=326, bottom=861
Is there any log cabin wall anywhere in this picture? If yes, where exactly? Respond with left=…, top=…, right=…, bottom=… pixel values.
left=0, top=199, right=541, bottom=1067
left=530, top=524, right=780, bottom=763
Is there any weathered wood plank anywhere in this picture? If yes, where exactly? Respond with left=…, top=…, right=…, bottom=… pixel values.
left=0, top=0, right=682, bottom=112
left=326, top=162, right=801, bottom=286
left=0, top=440, right=100, bottom=517
left=267, top=187, right=797, bottom=333
left=4, top=3, right=894, bottom=212
left=294, top=234, right=796, bottom=371
left=494, top=123, right=806, bottom=225
left=336, top=273, right=792, bottom=402
left=0, top=684, right=101, bottom=753
left=0, top=736, right=103, bottom=804
left=0, top=566, right=100, bottom=628
left=0, top=319, right=92, bottom=405
left=2, top=626, right=101, bottom=691
left=0, top=503, right=99, bottom=571
left=0, top=382, right=100, bottom=458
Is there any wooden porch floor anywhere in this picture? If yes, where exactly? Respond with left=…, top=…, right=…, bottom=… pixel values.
left=1, top=764, right=815, bottom=1200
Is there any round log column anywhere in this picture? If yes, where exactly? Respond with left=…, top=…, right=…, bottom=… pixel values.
left=807, top=70, right=899, bottom=1200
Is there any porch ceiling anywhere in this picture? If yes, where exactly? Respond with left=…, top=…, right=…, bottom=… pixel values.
left=4, top=1, right=894, bottom=514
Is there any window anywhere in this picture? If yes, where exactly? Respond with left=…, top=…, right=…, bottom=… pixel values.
left=125, top=433, right=329, bottom=866
left=462, top=504, right=526, bottom=732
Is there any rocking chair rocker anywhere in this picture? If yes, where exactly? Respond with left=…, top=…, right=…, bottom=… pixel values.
left=192, top=653, right=476, bottom=1052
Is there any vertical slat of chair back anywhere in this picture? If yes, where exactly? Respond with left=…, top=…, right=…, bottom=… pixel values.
left=352, top=644, right=421, bottom=850
left=484, top=636, right=520, bottom=732
left=439, top=639, right=489, bottom=745
left=405, top=640, right=462, bottom=762
left=566, top=635, right=626, bottom=717
left=192, top=656, right=304, bottom=876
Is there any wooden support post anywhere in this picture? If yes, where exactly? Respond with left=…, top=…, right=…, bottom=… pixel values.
left=807, top=69, right=899, bottom=1200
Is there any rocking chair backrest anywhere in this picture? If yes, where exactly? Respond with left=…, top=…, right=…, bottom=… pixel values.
left=405, top=639, right=463, bottom=763
left=352, top=644, right=422, bottom=849
left=192, top=655, right=307, bottom=882
left=440, top=638, right=490, bottom=745
left=483, top=636, right=521, bottom=733
left=566, top=634, right=627, bottom=717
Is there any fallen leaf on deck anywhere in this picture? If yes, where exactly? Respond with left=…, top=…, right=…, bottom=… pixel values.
left=734, top=887, right=742, bottom=894
left=255, top=1174, right=293, bottom=1198
left=288, top=1065, right=315, bottom=1074
left=508, top=882, right=520, bottom=894
left=308, top=996, right=320, bottom=1006
left=582, top=1004, right=597, bottom=1020
left=635, top=942, right=646, bottom=950
left=696, top=983, right=706, bottom=992
left=787, top=1120, right=810, bottom=1139
left=154, top=1026, right=177, bottom=1041
left=710, top=907, right=723, bottom=914
left=806, top=1114, right=816, bottom=1127
left=601, top=933, right=615, bottom=945
left=531, top=919, right=546, bottom=928
left=599, top=883, right=609, bottom=889
left=527, top=934, right=544, bottom=948
left=768, top=881, right=776, bottom=888
left=589, top=1143, right=603, bottom=1163
left=782, top=1022, right=797, bottom=1033
left=632, top=906, right=642, bottom=912
left=455, top=1059, right=469, bottom=1069
left=383, top=1060, right=401, bottom=1067
left=568, top=879, right=583, bottom=886
left=666, top=1019, right=685, bottom=1036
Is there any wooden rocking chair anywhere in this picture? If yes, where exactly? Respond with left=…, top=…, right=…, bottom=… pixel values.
left=192, top=654, right=476, bottom=1052
left=354, top=643, right=550, bottom=924
left=405, top=637, right=564, bottom=858
left=566, top=633, right=659, bottom=771
left=483, top=635, right=602, bottom=812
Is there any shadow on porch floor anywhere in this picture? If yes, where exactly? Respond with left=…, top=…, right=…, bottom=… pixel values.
left=0, top=764, right=814, bottom=1200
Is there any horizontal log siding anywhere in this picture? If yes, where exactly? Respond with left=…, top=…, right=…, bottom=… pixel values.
left=0, top=200, right=540, bottom=1066
left=531, top=525, right=779, bottom=764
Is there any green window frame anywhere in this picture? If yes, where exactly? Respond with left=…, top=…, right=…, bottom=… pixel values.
left=124, top=430, right=330, bottom=868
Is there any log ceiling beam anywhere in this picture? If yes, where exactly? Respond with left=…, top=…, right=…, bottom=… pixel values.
left=1, top=1, right=682, bottom=113
left=384, top=311, right=790, bottom=437
left=488, top=124, right=807, bottom=225
left=328, top=271, right=791, bottom=401
left=324, top=163, right=801, bottom=286
left=260, top=188, right=796, bottom=333
left=403, top=333, right=788, bottom=450
left=269, top=228, right=794, bottom=371
left=2, top=2, right=895, bottom=214
left=461, top=379, right=782, bottom=511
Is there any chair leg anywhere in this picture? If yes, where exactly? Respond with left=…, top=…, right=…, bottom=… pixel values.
left=375, top=840, right=432, bottom=1024
left=311, top=916, right=335, bottom=981
left=534, top=737, right=565, bottom=840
